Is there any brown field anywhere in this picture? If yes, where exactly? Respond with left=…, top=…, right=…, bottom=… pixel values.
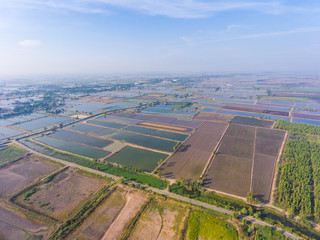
left=252, top=153, right=277, bottom=202
left=204, top=124, right=286, bottom=202
left=101, top=189, right=147, bottom=240
left=17, top=168, right=105, bottom=221
left=218, top=136, right=254, bottom=158
left=0, top=156, right=58, bottom=196
left=69, top=186, right=126, bottom=240
left=204, top=155, right=252, bottom=197
left=255, top=138, right=283, bottom=156
left=128, top=199, right=187, bottom=240
left=256, top=127, right=286, bottom=141
left=160, top=121, right=228, bottom=181
left=231, top=116, right=274, bottom=128
left=292, top=112, right=320, bottom=120
left=139, top=122, right=186, bottom=131
left=224, top=124, right=255, bottom=138
left=194, top=112, right=233, bottom=122
left=222, top=105, right=289, bottom=116
left=115, top=112, right=203, bottom=129
left=0, top=205, right=51, bottom=240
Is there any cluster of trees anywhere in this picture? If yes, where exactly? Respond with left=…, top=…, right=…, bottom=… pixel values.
left=276, top=135, right=313, bottom=215
left=276, top=120, right=320, bottom=221
left=275, top=120, right=320, bottom=135
left=311, top=142, right=320, bottom=221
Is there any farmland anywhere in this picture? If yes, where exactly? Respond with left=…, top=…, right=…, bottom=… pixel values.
left=160, top=121, right=228, bottom=181
left=187, top=211, right=238, bottom=240
left=0, top=205, right=52, bottom=240
left=231, top=116, right=274, bottom=128
left=36, top=135, right=111, bottom=159
left=69, top=187, right=126, bottom=240
left=205, top=123, right=286, bottom=201
left=106, top=131, right=177, bottom=152
left=0, top=155, right=58, bottom=196
left=15, top=168, right=105, bottom=221
left=105, top=146, right=168, bottom=172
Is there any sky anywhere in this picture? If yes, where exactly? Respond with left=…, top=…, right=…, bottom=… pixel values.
left=0, top=0, right=320, bottom=76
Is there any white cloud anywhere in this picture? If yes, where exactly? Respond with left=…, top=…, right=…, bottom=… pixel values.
left=236, top=27, right=320, bottom=39
left=19, top=40, right=42, bottom=47
left=2, top=0, right=320, bottom=18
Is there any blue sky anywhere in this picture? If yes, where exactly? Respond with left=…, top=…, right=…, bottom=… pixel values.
left=0, top=0, right=319, bottom=75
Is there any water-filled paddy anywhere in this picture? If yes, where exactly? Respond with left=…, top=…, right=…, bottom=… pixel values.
left=105, top=146, right=168, bottom=172
left=15, top=120, right=52, bottom=131
left=87, top=120, right=127, bottom=129
left=107, top=131, right=176, bottom=152
left=0, top=126, right=25, bottom=137
left=36, top=136, right=111, bottom=159
left=50, top=130, right=113, bottom=148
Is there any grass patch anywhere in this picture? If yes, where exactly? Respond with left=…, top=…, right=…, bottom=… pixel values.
left=187, top=211, right=238, bottom=240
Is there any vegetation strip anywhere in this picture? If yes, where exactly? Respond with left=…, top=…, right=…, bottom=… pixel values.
left=49, top=185, right=116, bottom=240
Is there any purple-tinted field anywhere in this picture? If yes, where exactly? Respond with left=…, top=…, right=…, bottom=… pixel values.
left=160, top=121, right=227, bottom=181
left=204, top=123, right=285, bottom=202
left=204, top=155, right=252, bottom=197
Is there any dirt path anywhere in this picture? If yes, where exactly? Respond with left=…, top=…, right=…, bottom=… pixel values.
left=101, top=191, right=147, bottom=240
left=250, top=127, right=257, bottom=192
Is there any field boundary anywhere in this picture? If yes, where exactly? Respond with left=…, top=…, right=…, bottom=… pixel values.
left=269, top=131, right=288, bottom=205
left=200, top=122, right=230, bottom=179
left=249, top=127, right=257, bottom=192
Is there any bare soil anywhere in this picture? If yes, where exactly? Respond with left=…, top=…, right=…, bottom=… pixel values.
left=160, top=121, right=228, bottom=181
left=101, top=189, right=147, bottom=240
left=0, top=205, right=50, bottom=240
left=0, top=157, right=58, bottom=196
left=204, top=154, right=252, bottom=197
left=18, top=168, right=105, bottom=221
left=69, top=187, right=126, bottom=240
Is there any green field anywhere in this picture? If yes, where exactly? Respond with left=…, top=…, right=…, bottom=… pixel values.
left=36, top=136, right=111, bottom=159
left=187, top=211, right=238, bottom=240
left=105, top=146, right=168, bottom=172
left=0, top=145, right=27, bottom=166
left=107, top=131, right=177, bottom=152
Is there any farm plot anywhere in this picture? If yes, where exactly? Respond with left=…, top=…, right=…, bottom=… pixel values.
left=194, top=112, right=233, bottom=122
left=15, top=120, right=52, bottom=131
left=68, top=123, right=104, bottom=134
left=186, top=211, right=238, bottom=240
left=124, top=125, right=189, bottom=141
left=222, top=105, right=289, bottom=117
left=205, top=124, right=286, bottom=201
left=231, top=116, right=274, bottom=128
left=204, top=155, right=252, bottom=197
left=49, top=130, right=113, bottom=148
left=69, top=187, right=126, bottom=240
left=106, top=131, right=177, bottom=152
left=87, top=119, right=128, bottom=129
left=105, top=146, right=168, bottom=172
left=0, top=126, right=25, bottom=137
left=160, top=121, right=228, bottom=181
left=36, top=136, right=111, bottom=159
left=0, top=156, right=58, bottom=196
left=127, top=199, right=188, bottom=240
left=97, top=115, right=142, bottom=125
left=16, top=168, right=105, bottom=221
left=0, top=206, right=51, bottom=240
left=0, top=145, right=27, bottom=166
left=101, top=190, right=148, bottom=240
